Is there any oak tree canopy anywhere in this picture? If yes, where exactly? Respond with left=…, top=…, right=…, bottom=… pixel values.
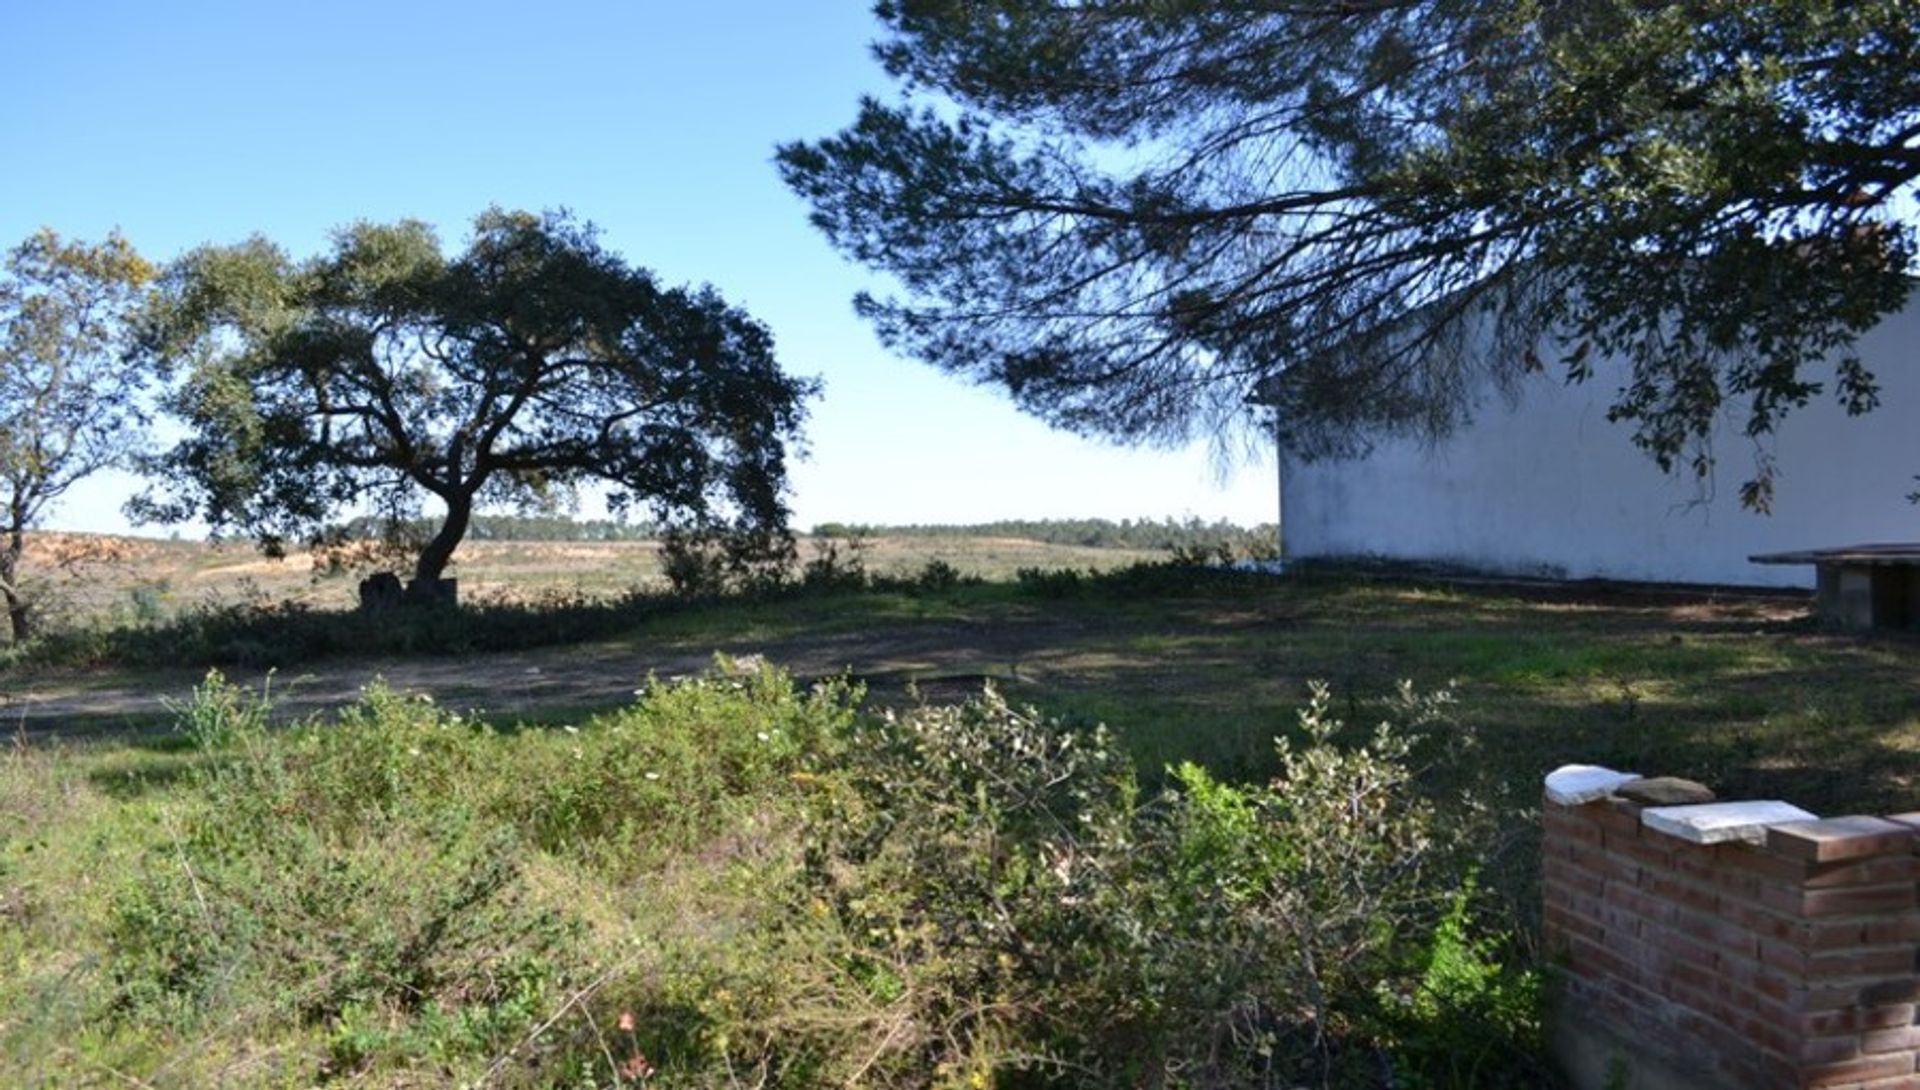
left=138, top=209, right=815, bottom=592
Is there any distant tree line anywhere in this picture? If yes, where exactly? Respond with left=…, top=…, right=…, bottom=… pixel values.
left=325, top=514, right=1277, bottom=552
left=333, top=514, right=661, bottom=543
left=807, top=517, right=1278, bottom=553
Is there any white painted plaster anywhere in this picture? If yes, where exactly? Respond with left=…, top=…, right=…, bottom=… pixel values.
left=1281, top=299, right=1920, bottom=587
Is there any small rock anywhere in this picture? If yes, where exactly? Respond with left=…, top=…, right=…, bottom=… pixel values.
left=1614, top=776, right=1716, bottom=806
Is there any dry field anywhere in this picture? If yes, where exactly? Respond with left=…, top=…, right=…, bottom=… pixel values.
left=23, top=531, right=1166, bottom=627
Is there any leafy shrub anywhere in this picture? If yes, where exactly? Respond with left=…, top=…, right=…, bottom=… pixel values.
left=911, top=557, right=965, bottom=593
left=1370, top=877, right=1546, bottom=1088
left=1166, top=540, right=1236, bottom=566
left=660, top=527, right=795, bottom=598
left=814, top=516, right=1277, bottom=554
left=1016, top=557, right=1283, bottom=601
left=103, top=675, right=581, bottom=1076
left=505, top=656, right=861, bottom=866
left=66, top=665, right=1545, bottom=1087
left=1014, top=564, right=1087, bottom=597
left=126, top=579, right=174, bottom=625
left=799, top=533, right=871, bottom=592
left=777, top=680, right=1533, bottom=1088
left=6, top=582, right=678, bottom=670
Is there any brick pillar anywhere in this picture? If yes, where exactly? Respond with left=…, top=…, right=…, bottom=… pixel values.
left=1542, top=766, right=1920, bottom=1089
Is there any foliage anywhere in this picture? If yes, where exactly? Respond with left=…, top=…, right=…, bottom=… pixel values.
left=1371, top=878, right=1545, bottom=1089
left=105, top=674, right=581, bottom=1078
left=0, top=544, right=993, bottom=672
left=6, top=583, right=668, bottom=670
left=0, top=552, right=1272, bottom=672
left=799, top=530, right=874, bottom=592
left=5, top=651, right=1550, bottom=1087
left=1014, top=563, right=1086, bottom=598
left=786, top=680, right=1539, bottom=1087
left=910, top=556, right=964, bottom=592
left=1014, top=553, right=1286, bottom=602
left=134, top=208, right=815, bottom=588
left=659, top=524, right=800, bottom=598
left=0, top=229, right=156, bottom=640
left=504, top=657, right=862, bottom=867
left=781, top=1, right=1919, bottom=505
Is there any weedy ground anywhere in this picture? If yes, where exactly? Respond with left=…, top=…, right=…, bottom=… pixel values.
left=3, top=553, right=1916, bottom=1088
left=11, top=559, right=1915, bottom=819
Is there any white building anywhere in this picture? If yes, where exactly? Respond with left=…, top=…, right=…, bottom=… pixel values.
left=1279, top=298, right=1920, bottom=588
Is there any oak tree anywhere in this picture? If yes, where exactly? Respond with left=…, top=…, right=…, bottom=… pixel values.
left=0, top=229, right=156, bottom=639
left=138, top=209, right=816, bottom=596
left=780, top=1, right=1920, bottom=505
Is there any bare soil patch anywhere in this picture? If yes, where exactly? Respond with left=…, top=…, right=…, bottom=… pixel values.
left=1, top=608, right=1092, bottom=733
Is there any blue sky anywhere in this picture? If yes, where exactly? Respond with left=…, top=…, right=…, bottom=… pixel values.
left=1, top=1, right=1276, bottom=534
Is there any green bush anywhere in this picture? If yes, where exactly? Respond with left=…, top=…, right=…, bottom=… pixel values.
left=8, top=586, right=676, bottom=670
left=1014, top=557, right=1284, bottom=602
left=1014, top=565, right=1087, bottom=597
left=505, top=656, right=861, bottom=866
left=799, top=533, right=872, bottom=592
left=911, top=557, right=966, bottom=593
left=776, top=680, right=1538, bottom=1088
left=103, top=674, right=581, bottom=1079
left=1370, top=877, right=1546, bottom=1088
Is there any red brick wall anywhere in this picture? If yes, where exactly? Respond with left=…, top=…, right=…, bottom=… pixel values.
left=1543, top=795, right=1920, bottom=1089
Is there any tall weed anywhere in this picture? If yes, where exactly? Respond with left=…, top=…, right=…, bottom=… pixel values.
left=506, top=656, right=860, bottom=867
left=102, top=674, right=581, bottom=1082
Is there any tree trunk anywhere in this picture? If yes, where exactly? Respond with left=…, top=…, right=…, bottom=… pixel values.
left=2, top=589, right=27, bottom=643
left=0, top=531, right=26, bottom=642
left=413, top=494, right=473, bottom=587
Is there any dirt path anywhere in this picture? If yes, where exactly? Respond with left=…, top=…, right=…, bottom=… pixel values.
left=0, top=616, right=1082, bottom=735
left=0, top=575, right=1823, bottom=742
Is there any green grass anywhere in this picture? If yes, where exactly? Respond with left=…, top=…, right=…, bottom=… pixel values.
left=594, top=568, right=1916, bottom=819
left=14, top=563, right=1915, bottom=817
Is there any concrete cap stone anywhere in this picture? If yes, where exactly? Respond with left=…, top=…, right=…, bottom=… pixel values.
left=1768, top=816, right=1915, bottom=861
left=1545, top=764, right=1640, bottom=806
left=1642, top=800, right=1819, bottom=845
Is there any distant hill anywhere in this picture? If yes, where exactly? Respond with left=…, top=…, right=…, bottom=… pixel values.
left=808, top=517, right=1277, bottom=553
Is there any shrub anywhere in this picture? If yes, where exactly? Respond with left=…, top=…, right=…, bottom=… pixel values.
left=505, top=656, right=861, bottom=866
left=1014, top=565, right=1087, bottom=598
left=911, top=557, right=965, bottom=593
left=1370, top=877, right=1546, bottom=1088
left=799, top=533, right=871, bottom=592
left=1166, top=540, right=1236, bottom=566
left=68, top=666, right=1544, bottom=1087
left=779, top=680, right=1531, bottom=1088
left=103, top=674, right=582, bottom=1079
left=4, top=582, right=681, bottom=670
left=660, top=527, right=794, bottom=598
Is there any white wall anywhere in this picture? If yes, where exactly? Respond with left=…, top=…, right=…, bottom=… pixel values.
left=1282, top=300, right=1920, bottom=588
